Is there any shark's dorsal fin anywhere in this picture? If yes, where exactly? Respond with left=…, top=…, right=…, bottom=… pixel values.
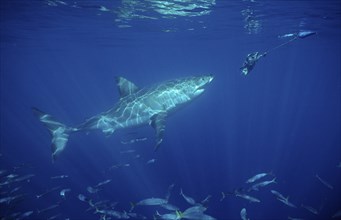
left=150, top=112, right=167, bottom=151
left=115, top=77, right=139, bottom=98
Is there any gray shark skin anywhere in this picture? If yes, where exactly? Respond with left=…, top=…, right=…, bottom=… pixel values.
left=33, top=75, right=214, bottom=162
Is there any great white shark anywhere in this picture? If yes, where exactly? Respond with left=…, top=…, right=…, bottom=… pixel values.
left=33, top=74, right=214, bottom=162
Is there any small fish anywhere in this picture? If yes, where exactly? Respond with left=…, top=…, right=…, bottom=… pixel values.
left=85, top=200, right=111, bottom=212
left=278, top=33, right=296, bottom=39
left=136, top=197, right=168, bottom=206
left=183, top=205, right=207, bottom=215
left=182, top=206, right=216, bottom=220
left=271, top=190, right=286, bottom=200
left=47, top=213, right=62, bottom=220
left=277, top=197, right=297, bottom=208
left=10, top=186, right=22, bottom=194
left=120, top=149, right=136, bottom=154
left=94, top=200, right=111, bottom=207
left=201, top=195, right=212, bottom=205
left=337, top=162, right=341, bottom=168
left=78, top=194, right=87, bottom=202
left=180, top=188, right=196, bottom=205
left=160, top=203, right=179, bottom=211
left=246, top=172, right=271, bottom=183
left=6, top=173, right=18, bottom=179
left=36, top=186, right=60, bottom=199
left=109, top=163, right=130, bottom=170
left=147, top=159, right=157, bottom=164
left=127, top=212, right=146, bottom=219
left=60, top=188, right=71, bottom=199
left=95, top=179, right=112, bottom=188
left=37, top=203, right=60, bottom=214
left=13, top=174, right=35, bottom=183
left=315, top=174, right=333, bottom=190
left=95, top=208, right=126, bottom=219
left=249, top=177, right=276, bottom=191
left=288, top=217, right=304, bottom=220
left=78, top=194, right=94, bottom=207
left=155, top=211, right=179, bottom=220
left=0, top=194, right=25, bottom=204
left=0, top=180, right=11, bottom=186
left=220, top=192, right=226, bottom=202
left=235, top=192, right=260, bottom=203
left=165, top=183, right=175, bottom=201
left=301, top=204, right=319, bottom=215
left=240, top=208, right=249, bottom=220
left=87, top=186, right=100, bottom=194
left=17, top=211, right=34, bottom=220
left=51, top=175, right=68, bottom=179
left=297, top=31, right=317, bottom=39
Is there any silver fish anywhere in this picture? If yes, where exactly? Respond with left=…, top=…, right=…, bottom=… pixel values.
left=301, top=204, right=319, bottom=215
left=160, top=203, right=179, bottom=211
left=37, top=204, right=60, bottom=214
left=147, top=159, right=157, bottom=164
left=288, top=217, right=304, bottom=220
left=87, top=186, right=100, bottom=194
left=47, top=213, right=62, bottom=220
left=270, top=190, right=286, bottom=200
left=17, top=211, right=34, bottom=220
left=13, top=174, right=35, bottom=182
left=165, top=183, right=175, bottom=201
left=277, top=197, right=297, bottom=208
left=246, top=172, right=271, bottom=183
left=36, top=186, right=60, bottom=199
left=249, top=177, right=276, bottom=191
left=60, top=188, right=71, bottom=199
left=182, top=206, right=216, bottom=220
left=240, top=208, right=249, bottom=220
left=180, top=188, right=196, bottom=205
left=94, top=179, right=112, bottom=188
left=51, top=175, right=68, bottom=179
left=201, top=195, right=212, bottom=204
left=220, top=192, right=226, bottom=202
left=315, top=174, right=333, bottom=190
left=0, top=194, right=25, bottom=204
left=120, top=149, right=136, bottom=154
left=136, top=197, right=168, bottom=206
left=109, top=163, right=130, bottom=170
left=235, top=192, right=260, bottom=203
left=155, top=211, right=179, bottom=220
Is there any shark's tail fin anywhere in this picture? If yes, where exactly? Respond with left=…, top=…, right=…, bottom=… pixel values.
left=32, top=107, right=71, bottom=162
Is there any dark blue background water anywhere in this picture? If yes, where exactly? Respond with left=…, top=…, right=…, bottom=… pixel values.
left=1, top=1, right=340, bottom=219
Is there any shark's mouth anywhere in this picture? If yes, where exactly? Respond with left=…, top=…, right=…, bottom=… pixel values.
left=194, top=76, right=213, bottom=95
left=194, top=88, right=205, bottom=96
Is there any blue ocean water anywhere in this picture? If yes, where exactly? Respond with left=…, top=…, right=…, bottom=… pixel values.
left=1, top=0, right=341, bottom=219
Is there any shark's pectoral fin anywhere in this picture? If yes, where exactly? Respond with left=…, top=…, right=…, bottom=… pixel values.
left=150, top=112, right=167, bottom=151
left=103, top=129, right=115, bottom=137
left=115, top=76, right=139, bottom=98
